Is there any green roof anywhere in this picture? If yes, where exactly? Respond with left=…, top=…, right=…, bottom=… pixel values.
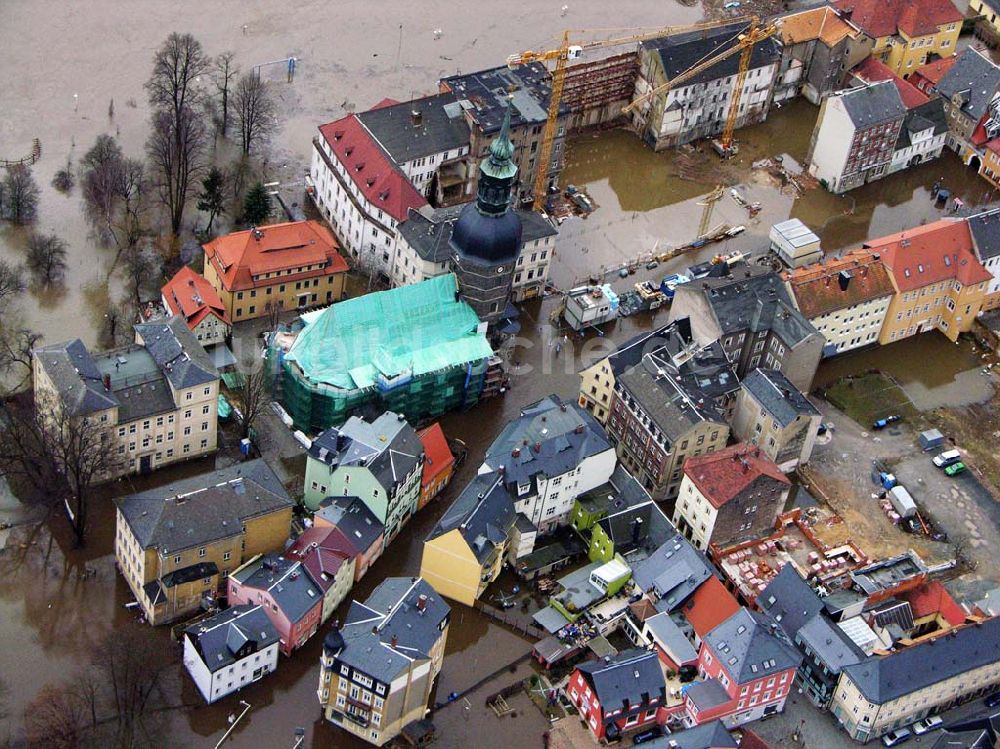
left=285, top=274, right=493, bottom=392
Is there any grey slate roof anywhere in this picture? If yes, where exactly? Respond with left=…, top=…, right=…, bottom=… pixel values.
left=644, top=721, right=738, bottom=749
left=398, top=205, right=557, bottom=264
left=310, top=411, right=423, bottom=495
left=427, top=470, right=514, bottom=563
left=704, top=608, right=802, bottom=683
left=642, top=21, right=781, bottom=88
left=796, top=613, right=865, bottom=675
left=339, top=577, right=450, bottom=684
left=631, top=534, right=713, bottom=611
left=603, top=318, right=695, bottom=378
left=684, top=678, right=733, bottom=711
left=575, top=464, right=653, bottom=518
left=741, top=369, right=819, bottom=427
left=597, top=497, right=675, bottom=558
left=576, top=648, right=665, bottom=716
left=935, top=48, right=1000, bottom=122
left=841, top=617, right=1000, bottom=704
left=315, top=496, right=384, bottom=554
left=896, top=98, right=948, bottom=150
left=681, top=268, right=820, bottom=346
left=231, top=555, right=321, bottom=624
left=34, top=338, right=118, bottom=416
left=116, top=459, right=292, bottom=553
left=758, top=564, right=825, bottom=642
left=838, top=81, right=906, bottom=128
left=969, top=208, right=1000, bottom=262
left=357, top=93, right=470, bottom=163
left=441, top=63, right=567, bottom=133
left=135, top=315, right=218, bottom=390
left=645, top=612, right=698, bottom=664
left=185, top=604, right=279, bottom=674
left=618, top=355, right=727, bottom=442
left=483, top=394, right=613, bottom=489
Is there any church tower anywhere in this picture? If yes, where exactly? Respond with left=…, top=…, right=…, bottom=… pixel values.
left=450, top=98, right=523, bottom=323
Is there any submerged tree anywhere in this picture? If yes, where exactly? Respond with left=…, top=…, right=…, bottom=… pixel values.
left=145, top=32, right=209, bottom=235
left=233, top=70, right=277, bottom=155
left=1, top=165, right=40, bottom=224
left=212, top=51, right=239, bottom=138
left=79, top=135, right=149, bottom=252
left=26, top=233, right=69, bottom=286
left=196, top=166, right=225, bottom=235
left=242, top=181, right=271, bottom=226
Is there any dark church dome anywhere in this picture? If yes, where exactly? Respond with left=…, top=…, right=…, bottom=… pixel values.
left=451, top=202, right=523, bottom=265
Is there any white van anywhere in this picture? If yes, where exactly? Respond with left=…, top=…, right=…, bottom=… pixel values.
left=932, top=450, right=961, bottom=468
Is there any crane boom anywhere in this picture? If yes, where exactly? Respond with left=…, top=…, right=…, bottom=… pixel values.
left=508, top=17, right=753, bottom=211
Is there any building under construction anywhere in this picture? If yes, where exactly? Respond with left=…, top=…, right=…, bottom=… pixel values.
left=270, top=274, right=496, bottom=433
left=562, top=53, right=639, bottom=132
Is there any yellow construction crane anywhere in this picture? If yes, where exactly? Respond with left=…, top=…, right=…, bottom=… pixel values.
left=508, top=17, right=752, bottom=211
left=697, top=184, right=726, bottom=237
left=623, top=17, right=777, bottom=157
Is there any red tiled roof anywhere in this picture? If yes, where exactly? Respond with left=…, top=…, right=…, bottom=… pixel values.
left=285, top=526, right=354, bottom=592
left=683, top=444, right=790, bottom=510
left=833, top=0, right=961, bottom=39
left=973, top=114, right=992, bottom=147
left=865, top=219, right=991, bottom=292
left=371, top=97, right=401, bottom=110
left=418, top=422, right=454, bottom=488
left=853, top=57, right=929, bottom=109
left=782, top=249, right=895, bottom=319
left=317, top=114, right=427, bottom=223
left=202, top=220, right=348, bottom=293
left=899, top=580, right=966, bottom=627
left=987, top=137, right=1000, bottom=155
left=912, top=56, right=958, bottom=88
left=162, top=266, right=231, bottom=327
left=682, top=576, right=741, bottom=638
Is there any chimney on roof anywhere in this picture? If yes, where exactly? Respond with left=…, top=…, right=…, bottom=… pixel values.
left=533, top=442, right=541, bottom=453
left=839, top=270, right=853, bottom=291
left=391, top=634, right=399, bottom=649
left=574, top=424, right=585, bottom=434
left=512, top=447, right=521, bottom=458
left=411, top=109, right=423, bottom=127
left=372, top=625, right=378, bottom=635
left=741, top=458, right=750, bottom=474
left=103, top=373, right=111, bottom=391
left=417, top=594, right=427, bottom=612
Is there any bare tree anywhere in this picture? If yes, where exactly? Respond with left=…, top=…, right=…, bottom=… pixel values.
left=93, top=628, right=174, bottom=748
left=80, top=136, right=149, bottom=252
left=234, top=71, right=277, bottom=155
left=0, top=398, right=125, bottom=546
left=146, top=33, right=209, bottom=235
left=234, top=353, right=269, bottom=440
left=0, top=259, right=24, bottom=304
left=145, top=32, right=208, bottom=129
left=146, top=105, right=206, bottom=235
left=212, top=51, right=240, bottom=137
left=1, top=165, right=40, bottom=224
left=26, top=233, right=69, bottom=286
left=120, top=241, right=163, bottom=307
left=101, top=296, right=137, bottom=349
left=24, top=683, right=91, bottom=749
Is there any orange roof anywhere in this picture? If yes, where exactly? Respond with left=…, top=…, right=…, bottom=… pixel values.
left=779, top=6, right=859, bottom=46
left=899, top=580, right=966, bottom=627
left=853, top=57, right=929, bottom=109
left=834, top=0, right=961, bottom=40
left=912, top=56, right=958, bottom=87
left=987, top=137, right=1000, bottom=156
left=162, top=266, right=231, bottom=327
left=202, top=220, right=349, bottom=293
left=865, top=219, right=991, bottom=293
left=683, top=444, right=790, bottom=510
left=682, top=576, right=741, bottom=638
left=417, top=422, right=454, bottom=488
left=317, top=114, right=427, bottom=223
left=783, top=249, right=895, bottom=319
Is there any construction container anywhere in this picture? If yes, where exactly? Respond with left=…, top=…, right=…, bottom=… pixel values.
left=919, top=429, right=945, bottom=451
left=888, top=486, right=917, bottom=519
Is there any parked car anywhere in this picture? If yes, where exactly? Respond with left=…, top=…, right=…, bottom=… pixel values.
left=911, top=716, right=943, bottom=735
left=944, top=462, right=967, bottom=477
left=873, top=415, right=901, bottom=430
left=633, top=727, right=664, bottom=745
left=933, top=450, right=962, bottom=468
left=881, top=728, right=912, bottom=746
left=985, top=691, right=1000, bottom=708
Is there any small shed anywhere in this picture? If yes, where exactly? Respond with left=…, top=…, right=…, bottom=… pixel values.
left=918, top=429, right=944, bottom=450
